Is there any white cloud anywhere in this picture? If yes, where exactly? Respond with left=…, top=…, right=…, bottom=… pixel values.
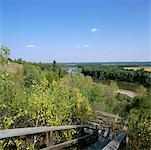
left=90, top=28, right=100, bottom=32
left=26, top=44, right=35, bottom=48
left=83, top=45, right=89, bottom=48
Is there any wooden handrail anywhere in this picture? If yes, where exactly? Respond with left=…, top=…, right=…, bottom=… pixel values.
left=0, top=117, right=127, bottom=149
left=102, top=131, right=127, bottom=150
left=0, top=125, right=98, bottom=150
left=0, top=125, right=89, bottom=139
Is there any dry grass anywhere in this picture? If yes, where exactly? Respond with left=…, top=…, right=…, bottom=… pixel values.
left=0, top=63, right=23, bottom=73
left=124, top=67, right=151, bottom=72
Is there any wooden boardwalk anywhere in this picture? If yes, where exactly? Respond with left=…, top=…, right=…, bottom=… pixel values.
left=0, top=111, right=128, bottom=150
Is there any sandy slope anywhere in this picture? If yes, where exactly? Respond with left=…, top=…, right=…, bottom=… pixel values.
left=117, top=89, right=137, bottom=98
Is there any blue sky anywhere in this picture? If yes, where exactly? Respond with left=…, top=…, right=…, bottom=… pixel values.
left=0, top=0, right=150, bottom=62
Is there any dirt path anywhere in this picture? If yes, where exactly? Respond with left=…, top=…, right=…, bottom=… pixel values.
left=117, top=89, right=137, bottom=98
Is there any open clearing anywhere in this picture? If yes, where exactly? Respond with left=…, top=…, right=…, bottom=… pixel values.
left=124, top=67, right=151, bottom=72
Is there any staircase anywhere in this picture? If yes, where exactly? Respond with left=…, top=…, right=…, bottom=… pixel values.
left=83, top=129, right=112, bottom=150
left=82, top=111, right=127, bottom=150
left=0, top=111, right=128, bottom=150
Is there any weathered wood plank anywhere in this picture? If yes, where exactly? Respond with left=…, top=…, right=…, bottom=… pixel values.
left=0, top=125, right=89, bottom=139
left=95, top=111, right=122, bottom=119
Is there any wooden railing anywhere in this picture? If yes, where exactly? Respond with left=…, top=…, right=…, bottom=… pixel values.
left=0, top=111, right=128, bottom=150
left=102, top=131, right=128, bottom=150
left=0, top=125, right=98, bottom=150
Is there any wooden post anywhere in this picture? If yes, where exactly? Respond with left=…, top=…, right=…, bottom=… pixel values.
left=108, top=127, right=112, bottom=139
left=95, top=125, right=99, bottom=142
left=80, top=127, right=85, bottom=136
left=122, top=135, right=127, bottom=150
left=78, top=127, right=85, bottom=149
left=46, top=131, right=53, bottom=147
left=125, top=134, right=128, bottom=150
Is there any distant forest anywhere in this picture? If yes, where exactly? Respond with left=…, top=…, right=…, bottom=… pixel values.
left=79, top=65, right=151, bottom=87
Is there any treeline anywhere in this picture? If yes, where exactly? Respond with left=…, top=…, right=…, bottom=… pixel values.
left=80, top=65, right=151, bottom=87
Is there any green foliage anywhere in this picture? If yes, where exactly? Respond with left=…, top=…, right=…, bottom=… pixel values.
left=81, top=64, right=151, bottom=87
left=128, top=109, right=151, bottom=149
left=130, top=95, right=150, bottom=111
left=91, top=83, right=104, bottom=102
left=0, top=69, right=92, bottom=148
left=125, top=93, right=151, bottom=149
left=0, top=45, right=10, bottom=65
left=0, top=141, right=3, bottom=150
left=0, top=60, right=91, bottom=148
left=67, top=73, right=93, bottom=100
left=114, top=93, right=132, bottom=116
left=136, top=85, right=147, bottom=97
left=110, top=81, right=118, bottom=92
